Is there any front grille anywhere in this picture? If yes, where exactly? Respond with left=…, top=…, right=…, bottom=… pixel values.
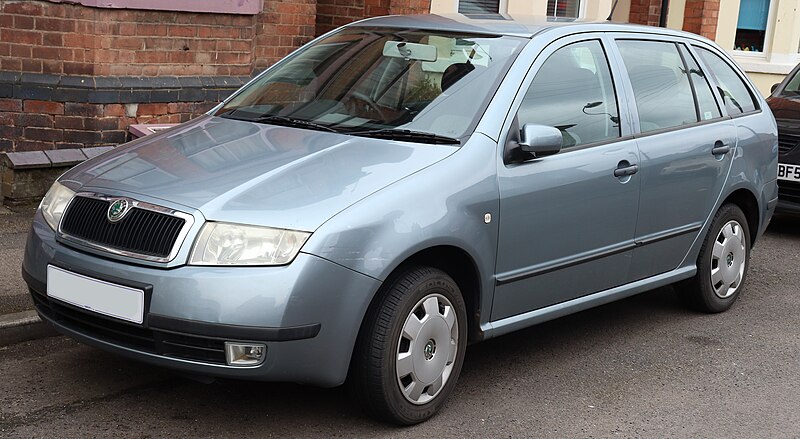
left=778, top=180, right=800, bottom=205
left=31, top=289, right=227, bottom=364
left=778, top=130, right=800, bottom=157
left=60, top=196, right=185, bottom=260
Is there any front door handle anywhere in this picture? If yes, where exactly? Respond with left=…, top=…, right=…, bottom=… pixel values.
left=614, top=164, right=639, bottom=178
left=712, top=140, right=731, bottom=155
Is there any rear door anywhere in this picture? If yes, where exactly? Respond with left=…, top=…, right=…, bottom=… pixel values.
left=609, top=37, right=737, bottom=280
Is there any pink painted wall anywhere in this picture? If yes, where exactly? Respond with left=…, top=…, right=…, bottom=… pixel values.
left=45, top=0, right=262, bottom=15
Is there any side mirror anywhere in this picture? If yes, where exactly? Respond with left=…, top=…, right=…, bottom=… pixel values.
left=771, top=83, right=779, bottom=94
left=518, top=124, right=562, bottom=157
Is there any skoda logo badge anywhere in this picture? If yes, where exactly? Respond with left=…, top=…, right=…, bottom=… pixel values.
left=107, top=199, right=131, bottom=223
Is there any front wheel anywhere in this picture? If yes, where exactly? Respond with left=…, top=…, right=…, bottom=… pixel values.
left=679, top=203, right=750, bottom=313
left=349, top=266, right=467, bottom=425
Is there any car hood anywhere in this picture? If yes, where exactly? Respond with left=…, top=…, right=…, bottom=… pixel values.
left=62, top=115, right=458, bottom=231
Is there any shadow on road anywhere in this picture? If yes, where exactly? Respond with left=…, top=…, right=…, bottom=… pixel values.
left=767, top=214, right=800, bottom=236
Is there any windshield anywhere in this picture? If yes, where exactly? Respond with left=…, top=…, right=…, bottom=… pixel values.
left=782, top=68, right=800, bottom=96
left=216, top=28, right=525, bottom=140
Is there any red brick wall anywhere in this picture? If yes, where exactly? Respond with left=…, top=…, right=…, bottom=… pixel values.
left=254, top=0, right=317, bottom=71
left=316, top=0, right=364, bottom=36
left=0, top=0, right=319, bottom=153
left=683, top=0, right=719, bottom=40
left=0, top=98, right=215, bottom=151
left=315, top=0, right=430, bottom=36
left=0, top=0, right=317, bottom=76
left=386, top=0, right=430, bottom=16
left=628, top=0, right=663, bottom=27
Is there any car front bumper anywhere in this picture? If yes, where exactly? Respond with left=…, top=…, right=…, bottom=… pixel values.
left=22, top=211, right=381, bottom=387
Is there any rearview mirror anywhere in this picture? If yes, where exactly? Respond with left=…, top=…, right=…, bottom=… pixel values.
left=383, top=41, right=437, bottom=62
left=771, top=83, right=779, bottom=94
left=518, top=124, right=562, bottom=157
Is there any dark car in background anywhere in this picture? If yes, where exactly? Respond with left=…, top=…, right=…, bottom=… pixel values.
left=768, top=63, right=800, bottom=213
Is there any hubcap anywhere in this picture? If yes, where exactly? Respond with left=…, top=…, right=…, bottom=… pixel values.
left=710, top=220, right=746, bottom=299
left=396, top=294, right=458, bottom=405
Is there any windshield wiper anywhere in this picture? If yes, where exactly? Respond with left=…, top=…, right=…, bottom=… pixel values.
left=252, top=115, right=340, bottom=133
left=348, top=128, right=460, bottom=145
left=221, top=112, right=339, bottom=133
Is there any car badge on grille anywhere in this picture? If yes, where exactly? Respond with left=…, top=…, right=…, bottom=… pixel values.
left=107, top=199, right=131, bottom=223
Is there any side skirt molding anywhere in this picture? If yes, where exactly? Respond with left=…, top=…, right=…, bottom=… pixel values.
left=481, top=266, right=696, bottom=339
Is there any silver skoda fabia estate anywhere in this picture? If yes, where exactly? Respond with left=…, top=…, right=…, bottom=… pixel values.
left=24, top=14, right=778, bottom=424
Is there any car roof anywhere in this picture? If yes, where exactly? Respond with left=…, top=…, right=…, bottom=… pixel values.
left=347, top=13, right=711, bottom=42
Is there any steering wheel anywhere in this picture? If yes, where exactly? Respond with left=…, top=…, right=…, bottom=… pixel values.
left=347, top=92, right=389, bottom=121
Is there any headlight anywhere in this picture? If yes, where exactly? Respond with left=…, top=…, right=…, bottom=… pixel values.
left=189, top=222, right=311, bottom=266
left=40, top=181, right=75, bottom=231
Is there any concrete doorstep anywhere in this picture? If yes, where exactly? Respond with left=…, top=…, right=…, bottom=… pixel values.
left=0, top=310, right=58, bottom=347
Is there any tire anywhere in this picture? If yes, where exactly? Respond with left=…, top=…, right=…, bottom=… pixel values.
left=349, top=266, right=468, bottom=425
left=679, top=203, right=750, bottom=313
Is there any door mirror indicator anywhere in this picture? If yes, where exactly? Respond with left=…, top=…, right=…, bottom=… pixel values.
left=518, top=124, right=562, bottom=157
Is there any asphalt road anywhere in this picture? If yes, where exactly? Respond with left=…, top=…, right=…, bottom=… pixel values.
left=1, top=216, right=799, bottom=438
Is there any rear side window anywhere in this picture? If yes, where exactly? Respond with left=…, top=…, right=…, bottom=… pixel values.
left=518, top=40, right=620, bottom=148
left=617, top=40, right=697, bottom=132
left=695, top=47, right=758, bottom=115
left=678, top=44, right=721, bottom=121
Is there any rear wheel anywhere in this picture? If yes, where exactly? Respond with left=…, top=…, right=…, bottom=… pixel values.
left=680, top=203, right=750, bottom=313
left=350, top=266, right=467, bottom=425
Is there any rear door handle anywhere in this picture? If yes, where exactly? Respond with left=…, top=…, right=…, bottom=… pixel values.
left=613, top=164, right=639, bottom=178
left=712, top=140, right=731, bottom=155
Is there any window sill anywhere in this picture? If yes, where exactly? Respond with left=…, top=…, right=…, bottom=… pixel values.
left=45, top=0, right=262, bottom=15
left=730, top=52, right=799, bottom=75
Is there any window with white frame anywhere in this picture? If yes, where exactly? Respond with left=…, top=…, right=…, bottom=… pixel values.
left=547, top=0, right=581, bottom=18
left=734, top=0, right=771, bottom=52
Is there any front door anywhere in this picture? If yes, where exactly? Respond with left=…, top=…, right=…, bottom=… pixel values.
left=492, top=37, right=641, bottom=321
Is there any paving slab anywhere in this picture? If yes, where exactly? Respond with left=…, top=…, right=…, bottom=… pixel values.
left=0, top=206, right=36, bottom=316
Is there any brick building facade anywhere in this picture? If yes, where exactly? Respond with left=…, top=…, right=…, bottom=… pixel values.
left=0, top=0, right=318, bottom=155
left=625, top=0, right=719, bottom=40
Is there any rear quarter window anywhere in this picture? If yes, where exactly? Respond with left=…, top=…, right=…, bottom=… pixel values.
left=695, top=47, right=759, bottom=115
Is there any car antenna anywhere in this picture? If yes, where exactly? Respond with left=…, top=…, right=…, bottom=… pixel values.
left=607, top=0, right=620, bottom=21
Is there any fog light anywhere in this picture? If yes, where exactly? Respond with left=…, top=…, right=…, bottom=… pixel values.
left=224, top=342, right=266, bottom=366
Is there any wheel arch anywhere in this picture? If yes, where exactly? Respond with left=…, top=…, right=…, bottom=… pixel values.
left=721, top=188, right=760, bottom=246
left=355, top=245, right=484, bottom=352
left=399, top=246, right=483, bottom=344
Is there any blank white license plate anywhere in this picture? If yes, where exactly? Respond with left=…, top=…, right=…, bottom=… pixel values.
left=47, top=265, right=144, bottom=324
left=778, top=163, right=800, bottom=181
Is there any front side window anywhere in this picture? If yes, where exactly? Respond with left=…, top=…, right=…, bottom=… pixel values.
left=547, top=0, right=580, bottom=18
left=218, top=29, right=524, bottom=140
left=695, top=47, right=758, bottom=115
left=617, top=40, right=698, bottom=133
left=518, top=40, right=620, bottom=148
